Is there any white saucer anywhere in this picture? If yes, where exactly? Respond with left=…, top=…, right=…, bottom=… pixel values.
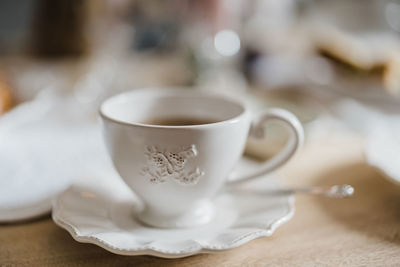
left=52, top=159, right=294, bottom=258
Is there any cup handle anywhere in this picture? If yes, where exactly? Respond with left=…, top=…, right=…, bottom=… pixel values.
left=228, top=108, right=304, bottom=185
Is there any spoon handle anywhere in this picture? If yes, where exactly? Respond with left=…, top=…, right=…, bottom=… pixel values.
left=280, top=184, right=354, bottom=198
left=228, top=184, right=355, bottom=198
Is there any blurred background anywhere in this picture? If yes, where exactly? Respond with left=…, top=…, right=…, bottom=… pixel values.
left=0, top=0, right=399, bottom=107
left=1, top=0, right=400, bottom=222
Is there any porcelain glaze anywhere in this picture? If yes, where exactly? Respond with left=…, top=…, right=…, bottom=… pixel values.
left=99, top=88, right=303, bottom=228
left=52, top=160, right=294, bottom=258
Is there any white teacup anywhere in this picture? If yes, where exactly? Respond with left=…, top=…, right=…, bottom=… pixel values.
left=99, top=88, right=304, bottom=228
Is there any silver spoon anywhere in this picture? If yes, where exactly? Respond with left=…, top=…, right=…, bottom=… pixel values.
left=277, top=184, right=354, bottom=198
left=227, top=184, right=355, bottom=198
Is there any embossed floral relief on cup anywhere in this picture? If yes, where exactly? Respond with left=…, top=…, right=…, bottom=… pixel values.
left=141, top=145, right=204, bottom=185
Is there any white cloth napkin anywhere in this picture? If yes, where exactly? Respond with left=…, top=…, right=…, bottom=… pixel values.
left=310, top=99, right=400, bottom=184
left=0, top=91, right=115, bottom=222
left=333, top=100, right=400, bottom=184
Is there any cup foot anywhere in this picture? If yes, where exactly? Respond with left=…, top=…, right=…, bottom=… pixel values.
left=136, top=200, right=215, bottom=228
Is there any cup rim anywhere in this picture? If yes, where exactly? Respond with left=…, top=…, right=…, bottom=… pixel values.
left=99, top=88, right=249, bottom=129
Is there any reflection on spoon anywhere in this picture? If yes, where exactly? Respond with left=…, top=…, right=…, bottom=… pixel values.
left=228, top=184, right=355, bottom=198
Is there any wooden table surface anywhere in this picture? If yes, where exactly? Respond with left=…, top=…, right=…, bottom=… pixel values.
left=1, top=136, right=400, bottom=266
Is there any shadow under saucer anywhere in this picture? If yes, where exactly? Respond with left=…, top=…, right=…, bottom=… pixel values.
left=314, top=162, right=400, bottom=244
